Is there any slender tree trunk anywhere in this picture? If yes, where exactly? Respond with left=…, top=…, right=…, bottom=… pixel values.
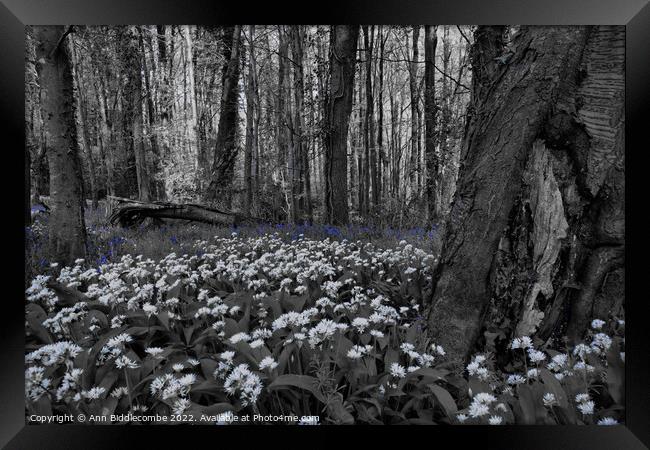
left=424, top=26, right=438, bottom=222
left=70, top=35, right=99, bottom=209
left=207, top=25, right=242, bottom=207
left=34, top=26, right=87, bottom=265
left=324, top=25, right=359, bottom=225
left=426, top=26, right=625, bottom=367
left=363, top=26, right=375, bottom=219
left=140, top=27, right=164, bottom=200
left=376, top=27, right=386, bottom=215
left=291, top=26, right=311, bottom=223
left=243, top=25, right=256, bottom=217
left=408, top=26, right=420, bottom=200
left=125, top=27, right=150, bottom=202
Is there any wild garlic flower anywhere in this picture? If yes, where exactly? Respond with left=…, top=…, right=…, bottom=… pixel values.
left=473, top=392, right=497, bottom=404
left=258, top=356, right=278, bottom=371
left=488, top=415, right=503, bottom=425
left=26, top=341, right=82, bottom=367
left=543, top=392, right=556, bottom=407
left=115, top=355, right=140, bottom=369
left=527, top=349, right=546, bottom=363
left=390, top=362, right=406, bottom=379
left=229, top=332, right=252, bottom=344
left=111, top=386, right=129, bottom=399
left=597, top=417, right=618, bottom=425
left=249, top=339, right=265, bottom=349
left=223, top=364, right=263, bottom=407
left=590, top=333, right=612, bottom=354
left=172, top=398, right=191, bottom=415
left=510, top=336, right=533, bottom=350
left=347, top=345, right=372, bottom=360
left=351, top=317, right=370, bottom=333
left=577, top=400, right=595, bottom=415
left=145, top=347, right=164, bottom=358
left=591, top=319, right=606, bottom=330
left=81, top=386, right=106, bottom=400
left=506, top=374, right=526, bottom=385
left=25, top=366, right=51, bottom=401
left=468, top=401, right=490, bottom=418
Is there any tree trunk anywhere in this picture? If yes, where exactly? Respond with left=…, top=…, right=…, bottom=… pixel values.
left=207, top=25, right=242, bottom=207
left=426, top=26, right=625, bottom=367
left=424, top=25, right=438, bottom=222
left=323, top=25, right=359, bottom=225
left=243, top=25, right=256, bottom=217
left=376, top=27, right=386, bottom=215
left=70, top=35, right=99, bottom=209
left=108, top=196, right=256, bottom=228
left=363, top=26, right=375, bottom=219
left=34, top=26, right=88, bottom=265
left=291, top=25, right=312, bottom=223
left=140, top=27, right=164, bottom=200
left=123, top=27, right=151, bottom=202
left=408, top=26, right=420, bottom=200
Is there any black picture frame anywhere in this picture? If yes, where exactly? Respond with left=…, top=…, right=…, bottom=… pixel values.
left=2, top=0, right=648, bottom=448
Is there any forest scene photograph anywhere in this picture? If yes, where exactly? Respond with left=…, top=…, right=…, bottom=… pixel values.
left=24, top=24, right=625, bottom=426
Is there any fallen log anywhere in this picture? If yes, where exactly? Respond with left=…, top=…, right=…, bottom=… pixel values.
left=107, top=196, right=261, bottom=228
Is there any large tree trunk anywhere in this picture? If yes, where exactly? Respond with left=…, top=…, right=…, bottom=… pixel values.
left=34, top=26, right=88, bottom=265
left=426, top=26, right=625, bottom=367
left=323, top=25, right=359, bottom=225
left=207, top=25, right=242, bottom=207
left=424, top=25, right=438, bottom=222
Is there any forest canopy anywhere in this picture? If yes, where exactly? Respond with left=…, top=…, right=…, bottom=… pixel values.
left=26, top=25, right=470, bottom=226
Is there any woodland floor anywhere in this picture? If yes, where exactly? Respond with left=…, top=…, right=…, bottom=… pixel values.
left=24, top=205, right=624, bottom=425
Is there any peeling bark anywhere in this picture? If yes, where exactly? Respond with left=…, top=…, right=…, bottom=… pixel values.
left=426, top=26, right=624, bottom=366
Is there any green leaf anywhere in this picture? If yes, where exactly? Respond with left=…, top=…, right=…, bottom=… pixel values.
left=407, top=367, right=449, bottom=381
left=428, top=384, right=457, bottom=418
left=280, top=294, right=307, bottom=313
left=26, top=305, right=53, bottom=344
left=326, top=395, right=355, bottom=425
left=516, top=384, right=537, bottom=424
left=606, top=341, right=624, bottom=405
left=267, top=374, right=326, bottom=403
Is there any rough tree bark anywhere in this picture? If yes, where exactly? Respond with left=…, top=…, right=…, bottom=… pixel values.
left=426, top=26, right=625, bottom=367
left=207, top=25, right=242, bottom=208
left=34, top=26, right=88, bottom=265
left=323, top=25, right=359, bottom=225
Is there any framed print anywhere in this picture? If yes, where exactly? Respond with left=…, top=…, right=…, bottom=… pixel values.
left=1, top=0, right=648, bottom=448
